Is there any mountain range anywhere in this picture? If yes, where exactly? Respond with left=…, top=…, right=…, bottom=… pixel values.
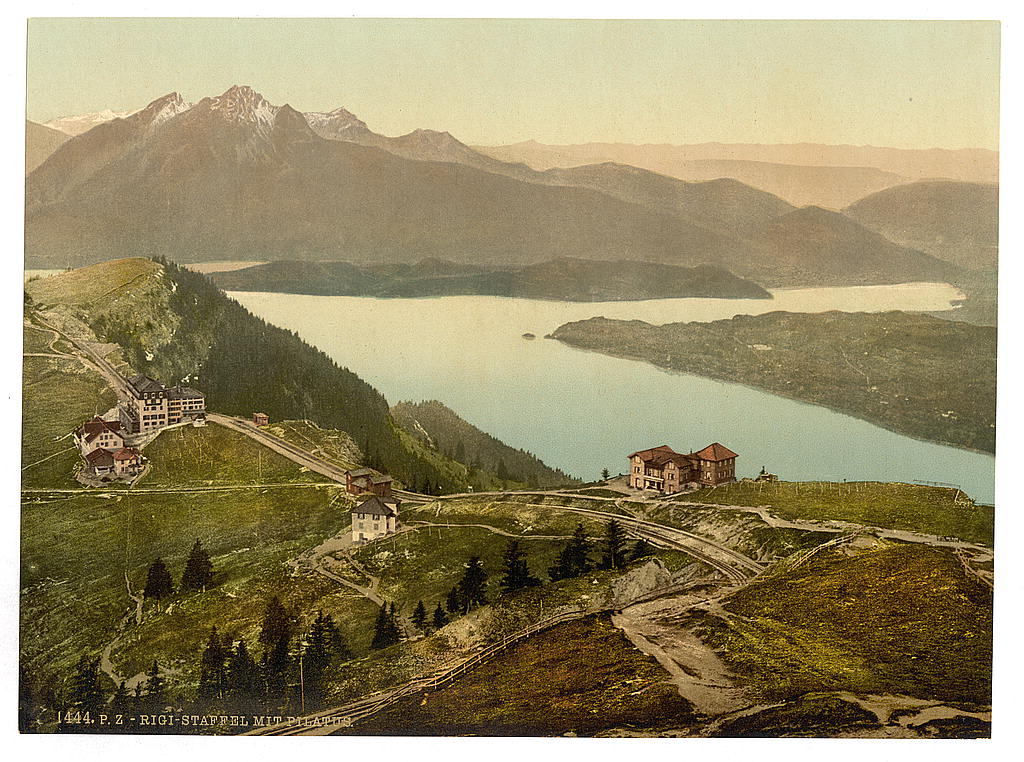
left=475, top=140, right=998, bottom=209
left=26, top=85, right=969, bottom=288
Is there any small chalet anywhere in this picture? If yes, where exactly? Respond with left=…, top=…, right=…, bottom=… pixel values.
left=345, top=468, right=394, bottom=499
left=628, top=442, right=738, bottom=494
left=253, top=412, right=270, bottom=426
left=351, top=495, right=401, bottom=543
left=82, top=444, right=143, bottom=477
left=74, top=416, right=125, bottom=456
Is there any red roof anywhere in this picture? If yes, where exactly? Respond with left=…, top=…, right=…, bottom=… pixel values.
left=84, top=448, right=114, bottom=467
left=694, top=443, right=738, bottom=462
left=78, top=416, right=123, bottom=443
left=628, top=445, right=676, bottom=460
left=112, top=447, right=140, bottom=461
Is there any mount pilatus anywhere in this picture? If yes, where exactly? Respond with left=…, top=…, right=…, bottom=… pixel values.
left=26, top=86, right=957, bottom=287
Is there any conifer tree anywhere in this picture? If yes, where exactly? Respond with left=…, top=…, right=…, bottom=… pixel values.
left=549, top=524, right=592, bottom=581
left=323, top=613, right=351, bottom=662
left=601, top=468, right=610, bottom=481
left=629, top=538, right=656, bottom=562
left=445, top=586, right=462, bottom=616
left=180, top=539, right=214, bottom=593
left=226, top=639, right=261, bottom=714
left=111, top=681, right=130, bottom=715
left=411, top=600, right=428, bottom=630
left=144, top=661, right=166, bottom=712
left=456, top=556, right=489, bottom=612
left=258, top=596, right=291, bottom=649
left=69, top=655, right=105, bottom=718
left=499, top=540, right=541, bottom=594
left=370, top=603, right=401, bottom=649
left=143, top=558, right=174, bottom=603
left=601, top=520, right=627, bottom=570
left=197, top=627, right=229, bottom=703
left=262, top=633, right=291, bottom=708
left=432, top=602, right=449, bottom=629
left=302, top=611, right=349, bottom=707
left=387, top=602, right=402, bottom=643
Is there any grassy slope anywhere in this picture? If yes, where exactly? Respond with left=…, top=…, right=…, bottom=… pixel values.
left=259, top=419, right=362, bottom=471
left=21, top=430, right=355, bottom=681
left=551, top=310, right=996, bottom=453
left=348, top=615, right=694, bottom=736
left=699, top=541, right=992, bottom=706
left=673, top=480, right=993, bottom=546
left=22, top=321, right=117, bottom=489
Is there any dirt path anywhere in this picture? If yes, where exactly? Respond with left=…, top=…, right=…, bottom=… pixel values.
left=612, top=593, right=748, bottom=716
left=404, top=520, right=574, bottom=541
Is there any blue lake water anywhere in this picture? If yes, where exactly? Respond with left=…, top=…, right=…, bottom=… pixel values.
left=229, top=283, right=995, bottom=504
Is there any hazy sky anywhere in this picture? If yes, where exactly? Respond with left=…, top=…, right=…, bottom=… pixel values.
left=26, top=18, right=1000, bottom=149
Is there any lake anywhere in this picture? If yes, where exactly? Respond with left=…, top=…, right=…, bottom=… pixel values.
left=230, top=283, right=994, bottom=504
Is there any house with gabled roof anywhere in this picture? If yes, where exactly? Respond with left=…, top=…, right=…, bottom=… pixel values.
left=351, top=495, right=401, bottom=543
left=627, top=442, right=737, bottom=493
left=74, top=416, right=125, bottom=456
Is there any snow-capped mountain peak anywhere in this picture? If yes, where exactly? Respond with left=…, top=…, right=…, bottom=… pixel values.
left=206, top=85, right=280, bottom=126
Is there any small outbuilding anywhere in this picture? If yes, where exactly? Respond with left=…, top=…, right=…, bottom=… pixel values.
left=253, top=412, right=270, bottom=426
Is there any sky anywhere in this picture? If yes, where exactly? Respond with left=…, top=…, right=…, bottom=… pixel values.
left=26, top=18, right=1000, bottom=149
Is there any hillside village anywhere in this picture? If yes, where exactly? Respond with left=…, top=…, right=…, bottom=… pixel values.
left=73, top=373, right=207, bottom=482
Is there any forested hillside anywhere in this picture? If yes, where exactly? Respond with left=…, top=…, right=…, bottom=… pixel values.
left=28, top=258, right=468, bottom=492
left=392, top=400, right=579, bottom=488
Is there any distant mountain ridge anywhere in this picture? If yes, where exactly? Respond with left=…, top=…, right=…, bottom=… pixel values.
left=210, top=257, right=773, bottom=301
left=25, top=121, right=69, bottom=174
left=843, top=181, right=998, bottom=271
left=475, top=140, right=998, bottom=208
left=26, top=85, right=961, bottom=288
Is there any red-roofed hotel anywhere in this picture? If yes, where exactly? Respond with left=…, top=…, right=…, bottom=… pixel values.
left=627, top=443, right=738, bottom=493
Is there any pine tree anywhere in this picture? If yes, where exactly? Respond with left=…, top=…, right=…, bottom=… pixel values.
left=302, top=611, right=348, bottom=707
left=370, top=603, right=401, bottom=649
left=262, top=632, right=291, bottom=708
left=387, top=602, right=402, bottom=643
left=180, top=539, right=214, bottom=593
left=499, top=540, right=541, bottom=594
left=197, top=627, right=228, bottom=703
left=111, top=681, right=130, bottom=715
left=629, top=538, right=656, bottom=562
left=144, top=661, right=166, bottom=713
left=432, top=602, right=449, bottom=629
left=601, top=520, right=627, bottom=570
left=69, top=655, right=105, bottom=717
left=445, top=586, right=462, bottom=616
left=143, top=558, right=174, bottom=603
left=456, top=556, right=489, bottom=612
left=226, top=639, right=261, bottom=714
left=258, top=596, right=291, bottom=650
left=497, top=459, right=510, bottom=481
left=411, top=600, right=428, bottom=630
left=549, top=524, right=592, bottom=580
left=601, top=468, right=610, bottom=481
left=322, top=613, right=351, bottom=662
